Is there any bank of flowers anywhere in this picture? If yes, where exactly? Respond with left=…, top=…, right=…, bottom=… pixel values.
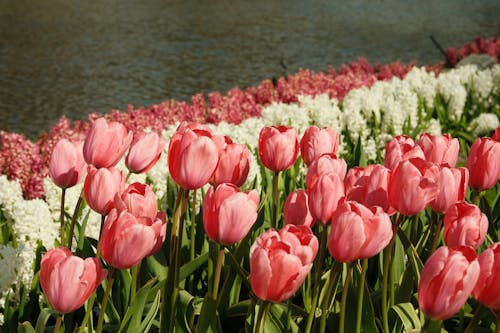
left=0, top=37, right=499, bottom=332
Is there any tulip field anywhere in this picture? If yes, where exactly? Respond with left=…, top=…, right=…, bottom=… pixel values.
left=0, top=37, right=499, bottom=332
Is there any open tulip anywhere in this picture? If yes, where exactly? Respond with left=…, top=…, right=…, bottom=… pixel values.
left=211, top=136, right=251, bottom=187
left=384, top=135, right=425, bottom=170
left=472, top=243, right=500, bottom=310
left=328, top=201, right=392, bottom=262
left=168, top=122, right=219, bottom=190
left=126, top=131, right=166, bottom=174
left=430, top=166, right=468, bottom=214
left=99, top=208, right=166, bottom=269
left=114, top=182, right=158, bottom=220
left=283, top=189, right=314, bottom=228
left=466, top=137, right=500, bottom=191
left=202, top=183, right=259, bottom=245
left=308, top=172, right=345, bottom=224
left=418, top=133, right=459, bottom=167
left=305, top=153, right=347, bottom=189
left=444, top=201, right=488, bottom=249
left=49, top=139, right=86, bottom=189
left=250, top=225, right=318, bottom=302
left=83, top=166, right=125, bottom=215
left=418, top=246, right=479, bottom=320
left=300, top=125, right=340, bottom=166
left=258, top=125, right=299, bottom=172
left=83, top=117, right=132, bottom=168
left=40, top=247, right=107, bottom=313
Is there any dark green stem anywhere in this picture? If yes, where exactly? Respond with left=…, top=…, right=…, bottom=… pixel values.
left=97, top=269, right=115, bottom=333
left=78, top=292, right=96, bottom=333
left=54, top=314, right=63, bottom=333
left=254, top=301, right=271, bottom=333
left=339, top=264, right=352, bottom=333
left=189, top=189, right=198, bottom=291
left=272, top=171, right=280, bottom=229
left=430, top=214, right=443, bottom=254
left=212, top=246, right=225, bottom=299
left=60, top=188, right=66, bottom=245
left=130, top=262, right=141, bottom=305
left=464, top=304, right=483, bottom=333
left=319, top=262, right=342, bottom=333
left=67, top=193, right=83, bottom=249
left=355, top=259, right=368, bottom=333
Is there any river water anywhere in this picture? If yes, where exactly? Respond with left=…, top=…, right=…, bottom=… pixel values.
left=1, top=0, right=499, bottom=139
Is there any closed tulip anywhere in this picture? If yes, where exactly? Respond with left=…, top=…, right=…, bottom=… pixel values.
left=83, top=166, right=125, bottom=215
left=308, top=172, right=345, bottom=224
left=114, top=182, right=158, bottom=220
left=305, top=153, right=347, bottom=189
left=300, top=126, right=340, bottom=166
left=430, top=166, right=469, bottom=214
left=211, top=136, right=251, bottom=187
left=418, top=133, right=459, bottom=167
left=418, top=246, right=479, bottom=320
left=49, top=139, right=86, bottom=189
left=388, top=158, right=439, bottom=216
left=250, top=225, right=318, bottom=302
left=99, top=208, right=166, bottom=269
left=444, top=201, right=488, bottom=249
left=328, top=201, right=393, bottom=262
left=384, top=135, right=425, bottom=170
left=466, top=137, right=500, bottom=191
left=203, top=183, right=259, bottom=245
left=126, top=131, right=166, bottom=174
left=492, top=126, right=500, bottom=142
left=258, top=126, right=299, bottom=172
left=472, top=243, right=500, bottom=310
left=168, top=122, right=219, bottom=190
left=283, top=189, right=314, bottom=228
left=40, top=247, right=107, bottom=313
left=83, top=117, right=132, bottom=168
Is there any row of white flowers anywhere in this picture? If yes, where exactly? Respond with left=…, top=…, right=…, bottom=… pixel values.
left=0, top=64, right=499, bottom=318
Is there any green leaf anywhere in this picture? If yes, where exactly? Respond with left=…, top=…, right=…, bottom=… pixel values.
left=180, top=252, right=209, bottom=282
left=196, top=295, right=219, bottom=333
left=34, top=308, right=55, bottom=333
left=139, top=289, right=161, bottom=333
left=17, top=322, right=36, bottom=333
left=391, top=302, right=421, bottom=332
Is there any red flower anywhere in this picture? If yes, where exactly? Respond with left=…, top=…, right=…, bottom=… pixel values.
left=258, top=126, right=299, bottom=172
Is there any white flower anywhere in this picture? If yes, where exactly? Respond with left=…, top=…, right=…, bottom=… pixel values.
left=470, top=113, right=500, bottom=136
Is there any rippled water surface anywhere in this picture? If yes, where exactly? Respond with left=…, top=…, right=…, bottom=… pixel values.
left=1, top=0, right=499, bottom=139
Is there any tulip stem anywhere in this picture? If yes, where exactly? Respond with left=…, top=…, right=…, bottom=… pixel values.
left=78, top=292, right=96, bottom=333
left=59, top=188, right=66, bottom=245
left=430, top=214, right=443, bottom=254
left=54, top=314, right=62, bottom=333
left=99, top=214, right=106, bottom=240
left=212, top=246, right=225, bottom=299
left=97, top=269, right=115, bottom=333
left=382, top=214, right=401, bottom=333
left=67, top=192, right=83, bottom=249
left=254, top=301, right=271, bottom=333
left=464, top=304, right=483, bottom=333
left=272, top=171, right=280, bottom=229
left=130, top=262, right=141, bottom=305
left=320, top=261, right=342, bottom=333
left=339, top=264, right=352, bottom=333
left=355, top=259, right=368, bottom=333
left=189, top=189, right=198, bottom=291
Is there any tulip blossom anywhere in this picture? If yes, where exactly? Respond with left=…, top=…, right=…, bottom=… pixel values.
left=83, top=117, right=132, bottom=168
left=211, top=136, right=251, bottom=187
left=466, top=137, right=500, bottom=191
left=443, top=201, right=488, bottom=249
left=345, top=164, right=393, bottom=213
left=305, top=153, right=347, bottom=189
left=48, top=139, right=87, bottom=189
left=384, top=135, right=425, bottom=170
left=83, top=166, right=125, bottom=215
left=472, top=243, right=500, bottom=310
left=114, top=182, right=159, bottom=220
left=99, top=208, right=167, bottom=269
left=125, top=131, right=166, bottom=174
left=258, top=125, right=299, bottom=172
left=308, top=172, right=345, bottom=224
left=283, top=189, right=314, bottom=228
left=388, top=158, right=439, bottom=216
left=300, top=125, right=340, bottom=166
left=250, top=225, right=318, bottom=302
left=40, top=247, right=107, bottom=313
left=202, top=183, right=259, bottom=245
left=328, top=201, right=392, bottom=262
left=418, top=133, right=459, bottom=167
left=418, top=246, right=479, bottom=320
left=168, top=122, right=220, bottom=190
left=492, top=126, right=500, bottom=142
left=429, top=166, right=468, bottom=214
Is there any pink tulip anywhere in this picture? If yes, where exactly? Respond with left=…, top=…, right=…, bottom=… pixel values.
left=250, top=225, right=318, bottom=302
left=211, top=136, right=251, bottom=187
left=305, top=153, right=347, bottom=189
left=345, top=164, right=393, bottom=213
left=466, top=137, right=500, bottom=191
left=300, top=126, right=340, bottom=166
left=126, top=131, right=166, bottom=174
left=258, top=126, right=299, bottom=172
left=492, top=127, right=500, bottom=142
left=384, top=135, right=425, bottom=170
left=283, top=189, right=314, bottom=228
left=388, top=158, right=439, bottom=216
left=444, top=201, right=488, bottom=249
left=83, top=166, right=125, bottom=215
left=114, top=182, right=158, bottom=220
left=83, top=117, right=132, bottom=168
left=48, top=139, right=86, bottom=189
left=40, top=247, right=107, bottom=313
left=203, top=183, right=259, bottom=245
left=168, top=122, right=220, bottom=190
left=308, top=172, right=345, bottom=224
left=418, top=133, right=459, bottom=167
left=418, top=246, right=479, bottom=320
left=99, top=208, right=166, bottom=269
left=328, top=201, right=393, bottom=262
left=430, top=166, right=469, bottom=214
left=472, top=243, right=500, bottom=310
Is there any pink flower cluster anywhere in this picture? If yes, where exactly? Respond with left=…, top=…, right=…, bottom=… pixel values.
left=446, top=36, right=500, bottom=66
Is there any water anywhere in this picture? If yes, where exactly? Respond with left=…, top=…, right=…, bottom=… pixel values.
left=1, top=0, right=499, bottom=139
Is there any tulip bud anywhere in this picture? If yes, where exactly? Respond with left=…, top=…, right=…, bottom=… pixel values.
left=114, top=182, right=159, bottom=220
left=83, top=166, right=125, bottom=215
left=305, top=153, right=347, bottom=189
left=283, top=189, right=314, bottom=228
left=472, top=243, right=500, bottom=310
left=211, top=136, right=251, bottom=187
left=300, top=126, right=340, bottom=166
left=444, top=201, right=488, bottom=249
left=126, top=131, right=166, bottom=174
left=384, top=135, right=425, bottom=170
left=430, top=166, right=468, bottom=214
left=466, top=137, right=500, bottom=191
left=418, top=133, right=459, bottom=167
left=258, top=126, right=299, bottom=172
left=49, top=139, right=86, bottom=189
left=308, top=172, right=345, bottom=224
